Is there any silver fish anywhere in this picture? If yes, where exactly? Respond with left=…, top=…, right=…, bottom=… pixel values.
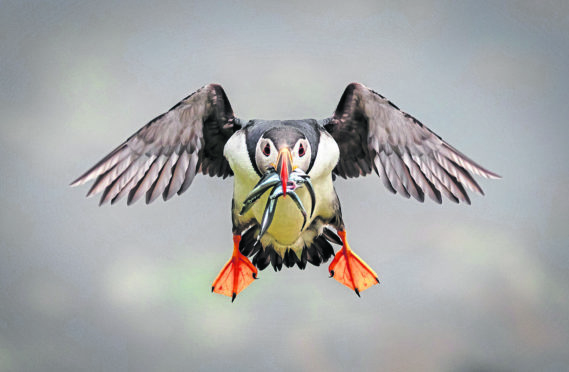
left=269, top=187, right=307, bottom=231
left=240, top=171, right=280, bottom=215
left=256, top=185, right=281, bottom=242
left=243, top=168, right=317, bottom=241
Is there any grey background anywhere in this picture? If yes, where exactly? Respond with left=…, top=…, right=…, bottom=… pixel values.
left=1, top=0, right=568, bottom=371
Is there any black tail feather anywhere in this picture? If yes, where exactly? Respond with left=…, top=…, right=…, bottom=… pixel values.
left=314, top=235, right=335, bottom=262
left=239, top=226, right=342, bottom=271
left=252, top=246, right=271, bottom=270
left=270, top=249, right=283, bottom=272
left=296, top=247, right=307, bottom=270
left=283, top=249, right=296, bottom=268
left=306, top=242, right=323, bottom=266
left=323, top=227, right=342, bottom=245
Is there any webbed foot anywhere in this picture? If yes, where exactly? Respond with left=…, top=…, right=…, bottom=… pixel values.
left=328, top=230, right=380, bottom=296
left=212, top=235, right=258, bottom=302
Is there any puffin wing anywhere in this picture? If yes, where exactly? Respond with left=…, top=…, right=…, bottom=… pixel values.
left=71, top=84, right=241, bottom=205
left=324, top=82, right=500, bottom=204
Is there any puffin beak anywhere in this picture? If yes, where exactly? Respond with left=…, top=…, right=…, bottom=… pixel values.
left=276, top=147, right=292, bottom=198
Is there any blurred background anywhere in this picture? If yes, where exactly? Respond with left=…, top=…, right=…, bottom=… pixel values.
left=1, top=0, right=568, bottom=371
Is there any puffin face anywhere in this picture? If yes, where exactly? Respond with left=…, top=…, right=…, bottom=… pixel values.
left=254, top=127, right=311, bottom=196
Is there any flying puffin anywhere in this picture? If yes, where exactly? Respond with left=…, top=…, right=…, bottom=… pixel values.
left=71, top=83, right=499, bottom=301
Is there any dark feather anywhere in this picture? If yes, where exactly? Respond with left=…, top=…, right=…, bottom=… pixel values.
left=71, top=84, right=241, bottom=205
left=283, top=249, right=296, bottom=268
left=322, top=227, right=343, bottom=246
left=313, top=236, right=335, bottom=263
left=270, top=249, right=283, bottom=272
left=305, top=243, right=322, bottom=266
left=324, top=82, right=500, bottom=204
left=252, top=246, right=271, bottom=271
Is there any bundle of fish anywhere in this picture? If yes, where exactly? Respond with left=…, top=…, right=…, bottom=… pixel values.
left=240, top=167, right=315, bottom=242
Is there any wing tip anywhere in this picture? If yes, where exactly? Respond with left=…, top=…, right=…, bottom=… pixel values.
left=70, top=173, right=91, bottom=187
left=473, top=166, right=501, bottom=180
left=485, top=171, right=502, bottom=180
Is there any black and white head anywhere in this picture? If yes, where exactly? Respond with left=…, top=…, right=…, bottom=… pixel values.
left=244, top=120, right=322, bottom=195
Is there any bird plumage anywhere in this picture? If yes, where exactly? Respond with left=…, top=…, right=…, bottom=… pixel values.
left=72, top=82, right=500, bottom=299
left=324, top=83, right=500, bottom=204
left=70, top=84, right=240, bottom=205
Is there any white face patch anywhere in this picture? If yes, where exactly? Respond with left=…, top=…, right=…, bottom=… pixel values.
left=254, top=137, right=278, bottom=173
left=254, top=136, right=312, bottom=174
left=291, top=138, right=311, bottom=172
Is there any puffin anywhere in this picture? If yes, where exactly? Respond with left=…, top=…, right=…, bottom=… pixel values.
left=71, top=83, right=499, bottom=301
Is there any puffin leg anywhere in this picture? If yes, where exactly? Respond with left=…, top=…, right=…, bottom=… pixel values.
left=328, top=230, right=380, bottom=296
left=212, top=235, right=258, bottom=302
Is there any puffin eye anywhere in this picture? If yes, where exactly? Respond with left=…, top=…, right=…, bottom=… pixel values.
left=298, top=143, right=305, bottom=157
left=263, top=143, right=271, bottom=157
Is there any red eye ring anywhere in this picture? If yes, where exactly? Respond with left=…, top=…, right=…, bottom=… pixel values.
left=298, top=143, right=306, bottom=157
left=263, top=143, right=271, bottom=156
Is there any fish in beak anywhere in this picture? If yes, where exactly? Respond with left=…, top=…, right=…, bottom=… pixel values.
left=240, top=148, right=316, bottom=241
left=276, top=147, right=293, bottom=198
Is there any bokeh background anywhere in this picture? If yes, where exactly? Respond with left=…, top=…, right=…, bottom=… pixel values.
left=2, top=1, right=568, bottom=371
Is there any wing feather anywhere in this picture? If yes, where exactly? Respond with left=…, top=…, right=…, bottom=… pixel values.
left=100, top=155, right=156, bottom=205
left=70, top=145, right=130, bottom=187
left=387, top=144, right=423, bottom=202
left=178, top=151, right=199, bottom=195
left=379, top=151, right=410, bottom=198
left=86, top=156, right=133, bottom=198
left=402, top=151, right=439, bottom=203
left=324, top=82, right=499, bottom=203
left=434, top=153, right=484, bottom=195
left=71, top=84, right=241, bottom=205
left=147, top=152, right=179, bottom=204
left=128, top=155, right=167, bottom=205
left=165, top=150, right=190, bottom=200
left=425, top=157, right=469, bottom=203
left=410, top=155, right=449, bottom=203
left=372, top=154, right=397, bottom=194
left=111, top=158, right=154, bottom=205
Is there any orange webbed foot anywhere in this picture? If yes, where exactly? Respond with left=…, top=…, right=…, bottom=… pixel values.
left=328, top=230, right=380, bottom=296
left=212, top=235, right=258, bottom=302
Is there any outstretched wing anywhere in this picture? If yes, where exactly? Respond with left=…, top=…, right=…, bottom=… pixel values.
left=324, top=82, right=500, bottom=204
left=71, top=84, right=241, bottom=205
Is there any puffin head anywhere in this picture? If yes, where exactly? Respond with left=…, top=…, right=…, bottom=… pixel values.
left=254, top=126, right=312, bottom=197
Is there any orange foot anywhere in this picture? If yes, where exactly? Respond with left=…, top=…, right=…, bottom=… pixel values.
left=328, top=230, right=380, bottom=296
left=212, top=235, right=258, bottom=302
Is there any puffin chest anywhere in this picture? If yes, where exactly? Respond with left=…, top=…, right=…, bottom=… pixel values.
left=234, top=174, right=311, bottom=245
left=259, top=187, right=311, bottom=244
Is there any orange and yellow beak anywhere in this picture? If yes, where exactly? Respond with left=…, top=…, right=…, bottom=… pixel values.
left=276, top=148, right=293, bottom=198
